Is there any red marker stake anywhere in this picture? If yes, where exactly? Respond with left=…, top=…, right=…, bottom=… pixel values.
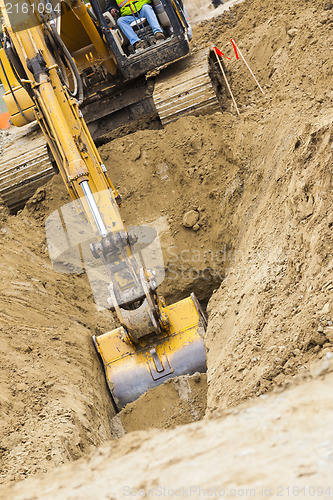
left=213, top=47, right=240, bottom=116
left=213, top=46, right=232, bottom=60
left=230, top=38, right=239, bottom=60
left=231, top=38, right=265, bottom=95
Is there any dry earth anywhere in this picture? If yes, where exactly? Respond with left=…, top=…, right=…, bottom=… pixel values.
left=2, top=358, right=333, bottom=499
left=0, top=0, right=333, bottom=497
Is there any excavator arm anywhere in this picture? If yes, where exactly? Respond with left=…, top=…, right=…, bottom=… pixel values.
left=0, top=0, right=207, bottom=410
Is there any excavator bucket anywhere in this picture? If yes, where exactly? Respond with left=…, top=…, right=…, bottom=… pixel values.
left=93, top=293, right=207, bottom=411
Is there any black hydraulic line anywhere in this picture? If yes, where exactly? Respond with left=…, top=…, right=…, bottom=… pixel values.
left=2, top=36, right=32, bottom=97
left=130, top=4, right=145, bottom=43
left=132, top=2, right=150, bottom=44
left=46, top=20, right=84, bottom=103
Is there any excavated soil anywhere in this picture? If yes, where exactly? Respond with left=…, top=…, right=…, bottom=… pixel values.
left=0, top=0, right=333, bottom=496
left=110, top=373, right=207, bottom=437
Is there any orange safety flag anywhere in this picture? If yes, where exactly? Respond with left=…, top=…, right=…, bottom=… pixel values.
left=230, top=38, right=239, bottom=60
left=213, top=46, right=231, bottom=60
left=0, top=111, right=10, bottom=129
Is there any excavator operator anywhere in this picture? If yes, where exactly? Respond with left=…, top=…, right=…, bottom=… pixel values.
left=106, top=0, right=166, bottom=51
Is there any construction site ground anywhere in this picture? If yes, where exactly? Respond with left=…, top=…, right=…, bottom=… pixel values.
left=0, top=0, right=333, bottom=497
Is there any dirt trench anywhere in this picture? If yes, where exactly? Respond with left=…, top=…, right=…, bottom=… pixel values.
left=0, top=0, right=333, bottom=495
left=0, top=154, right=217, bottom=483
left=0, top=110, right=232, bottom=482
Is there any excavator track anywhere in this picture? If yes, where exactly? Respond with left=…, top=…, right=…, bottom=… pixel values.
left=0, top=124, right=53, bottom=212
left=153, top=50, right=221, bottom=125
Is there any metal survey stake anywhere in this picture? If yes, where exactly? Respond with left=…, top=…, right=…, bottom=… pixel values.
left=231, top=38, right=265, bottom=95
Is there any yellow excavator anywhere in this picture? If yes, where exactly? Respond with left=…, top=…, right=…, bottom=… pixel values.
left=0, top=0, right=211, bottom=410
left=0, top=0, right=222, bottom=212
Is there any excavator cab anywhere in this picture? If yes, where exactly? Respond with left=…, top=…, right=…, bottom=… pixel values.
left=101, top=0, right=191, bottom=56
left=74, top=0, right=191, bottom=78
left=49, top=0, right=193, bottom=138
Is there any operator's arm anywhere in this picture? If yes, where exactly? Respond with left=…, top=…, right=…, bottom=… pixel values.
left=105, top=0, right=120, bottom=18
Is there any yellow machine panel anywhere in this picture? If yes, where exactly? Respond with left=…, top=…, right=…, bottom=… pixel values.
left=0, top=48, right=35, bottom=126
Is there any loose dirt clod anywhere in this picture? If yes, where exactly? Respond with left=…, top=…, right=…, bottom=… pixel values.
left=183, top=210, right=200, bottom=228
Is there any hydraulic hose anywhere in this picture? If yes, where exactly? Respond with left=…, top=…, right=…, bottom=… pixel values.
left=45, top=20, right=84, bottom=103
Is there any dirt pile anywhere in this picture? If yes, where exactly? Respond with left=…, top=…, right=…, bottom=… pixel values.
left=206, top=110, right=333, bottom=411
left=110, top=373, right=207, bottom=437
left=189, top=0, right=333, bottom=411
left=0, top=201, right=115, bottom=483
left=2, top=359, right=333, bottom=499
